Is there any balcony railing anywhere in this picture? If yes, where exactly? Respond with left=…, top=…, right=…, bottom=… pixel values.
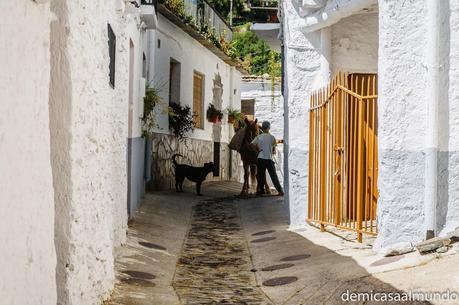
left=141, top=0, right=158, bottom=11
left=184, top=0, right=232, bottom=41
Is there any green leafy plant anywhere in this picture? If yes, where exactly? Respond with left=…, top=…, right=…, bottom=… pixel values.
left=161, top=0, right=186, bottom=18
left=142, top=87, right=162, bottom=138
left=206, top=103, right=224, bottom=123
left=230, top=24, right=281, bottom=76
left=225, top=107, right=244, bottom=124
left=159, top=0, right=243, bottom=67
left=169, top=102, right=195, bottom=140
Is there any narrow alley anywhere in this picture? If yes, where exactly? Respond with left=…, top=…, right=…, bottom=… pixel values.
left=107, top=182, right=436, bottom=305
left=5, top=1, right=459, bottom=304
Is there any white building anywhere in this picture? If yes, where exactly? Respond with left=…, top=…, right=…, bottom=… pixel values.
left=281, top=0, right=459, bottom=252
left=0, top=0, right=155, bottom=304
left=146, top=1, right=245, bottom=190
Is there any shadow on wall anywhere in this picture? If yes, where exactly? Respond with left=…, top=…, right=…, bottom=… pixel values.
left=49, top=0, right=73, bottom=304
left=437, top=0, right=450, bottom=235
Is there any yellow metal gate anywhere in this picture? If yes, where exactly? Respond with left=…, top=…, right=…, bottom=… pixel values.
left=308, top=72, right=378, bottom=242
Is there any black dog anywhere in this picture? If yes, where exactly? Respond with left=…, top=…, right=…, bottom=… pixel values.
left=172, top=154, right=215, bottom=196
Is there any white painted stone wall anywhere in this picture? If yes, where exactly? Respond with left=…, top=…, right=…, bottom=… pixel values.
left=150, top=14, right=242, bottom=145
left=331, top=13, right=378, bottom=74
left=241, top=78, right=284, bottom=185
left=439, top=0, right=459, bottom=236
left=0, top=1, right=56, bottom=304
left=282, top=1, right=322, bottom=227
left=283, top=1, right=378, bottom=228
left=285, top=0, right=459, bottom=251
left=373, top=0, right=428, bottom=251
left=50, top=1, right=144, bottom=304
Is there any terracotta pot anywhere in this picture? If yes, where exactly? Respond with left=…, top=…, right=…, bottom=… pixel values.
left=268, top=10, right=279, bottom=23
left=228, top=115, right=236, bottom=124
left=208, top=115, right=219, bottom=123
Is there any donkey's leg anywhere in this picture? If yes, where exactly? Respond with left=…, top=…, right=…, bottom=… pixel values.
left=250, top=164, right=257, bottom=193
left=241, top=163, right=249, bottom=195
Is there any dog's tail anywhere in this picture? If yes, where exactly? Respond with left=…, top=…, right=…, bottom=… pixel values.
left=172, top=154, right=183, bottom=166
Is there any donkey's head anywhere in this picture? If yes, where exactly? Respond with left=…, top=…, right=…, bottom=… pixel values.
left=244, top=118, right=259, bottom=142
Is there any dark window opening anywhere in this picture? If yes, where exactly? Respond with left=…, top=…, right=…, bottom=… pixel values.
left=108, top=24, right=116, bottom=88
left=241, top=99, right=255, bottom=121
left=169, top=58, right=181, bottom=106
left=213, top=142, right=220, bottom=177
left=142, top=53, right=147, bottom=78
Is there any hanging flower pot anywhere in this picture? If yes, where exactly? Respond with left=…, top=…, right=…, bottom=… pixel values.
left=208, top=114, right=220, bottom=123
left=206, top=103, right=224, bottom=124
left=228, top=115, right=236, bottom=124
left=226, top=107, right=243, bottom=125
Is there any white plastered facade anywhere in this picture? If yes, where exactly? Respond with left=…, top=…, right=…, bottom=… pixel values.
left=283, top=0, right=459, bottom=252
left=1, top=0, right=150, bottom=304
left=50, top=0, right=151, bottom=303
left=0, top=1, right=56, bottom=304
left=150, top=14, right=242, bottom=144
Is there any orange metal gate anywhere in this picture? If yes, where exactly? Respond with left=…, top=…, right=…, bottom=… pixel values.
left=308, top=72, right=378, bottom=242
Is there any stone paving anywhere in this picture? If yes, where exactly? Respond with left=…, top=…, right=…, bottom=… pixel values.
left=173, top=197, right=272, bottom=304
left=107, top=182, right=441, bottom=305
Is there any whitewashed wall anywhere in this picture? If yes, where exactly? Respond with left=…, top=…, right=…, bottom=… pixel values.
left=442, top=0, right=459, bottom=236
left=285, top=0, right=459, bottom=251
left=331, top=13, right=378, bottom=74
left=283, top=1, right=378, bottom=227
left=241, top=78, right=284, bottom=185
left=373, top=0, right=428, bottom=250
left=0, top=1, right=56, bottom=305
left=282, top=1, right=322, bottom=227
left=50, top=1, right=142, bottom=304
left=151, top=14, right=242, bottom=145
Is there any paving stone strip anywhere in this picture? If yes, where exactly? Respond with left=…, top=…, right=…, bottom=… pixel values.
left=173, top=197, right=272, bottom=305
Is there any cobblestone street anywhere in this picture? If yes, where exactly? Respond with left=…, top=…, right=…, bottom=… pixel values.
left=173, top=197, right=271, bottom=304
left=107, top=182, right=443, bottom=305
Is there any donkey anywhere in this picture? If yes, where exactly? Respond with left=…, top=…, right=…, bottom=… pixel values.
left=239, top=118, right=271, bottom=195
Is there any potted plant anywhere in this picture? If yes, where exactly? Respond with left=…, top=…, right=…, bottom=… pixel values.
left=206, top=103, right=223, bottom=123
left=169, top=102, right=195, bottom=141
left=141, top=86, right=162, bottom=138
left=226, top=107, right=243, bottom=124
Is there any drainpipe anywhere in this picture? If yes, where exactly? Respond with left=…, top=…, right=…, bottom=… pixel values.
left=320, top=27, right=331, bottom=83
left=425, top=0, right=440, bottom=240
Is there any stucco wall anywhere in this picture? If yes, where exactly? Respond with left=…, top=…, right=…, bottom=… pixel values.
left=373, top=0, right=429, bottom=250
left=0, top=1, right=56, bottom=305
left=282, top=0, right=322, bottom=227
left=241, top=78, right=284, bottom=185
left=151, top=14, right=242, bottom=144
left=50, top=1, right=139, bottom=304
left=440, top=0, right=459, bottom=235
left=331, top=12, right=378, bottom=74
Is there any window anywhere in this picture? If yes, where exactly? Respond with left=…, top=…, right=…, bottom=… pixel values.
left=193, top=71, right=205, bottom=129
left=241, top=99, right=255, bottom=121
left=142, top=53, right=147, bottom=78
left=108, top=24, right=116, bottom=88
left=169, top=58, right=181, bottom=105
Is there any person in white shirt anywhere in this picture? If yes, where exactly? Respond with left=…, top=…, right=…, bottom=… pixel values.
left=251, top=121, right=284, bottom=196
